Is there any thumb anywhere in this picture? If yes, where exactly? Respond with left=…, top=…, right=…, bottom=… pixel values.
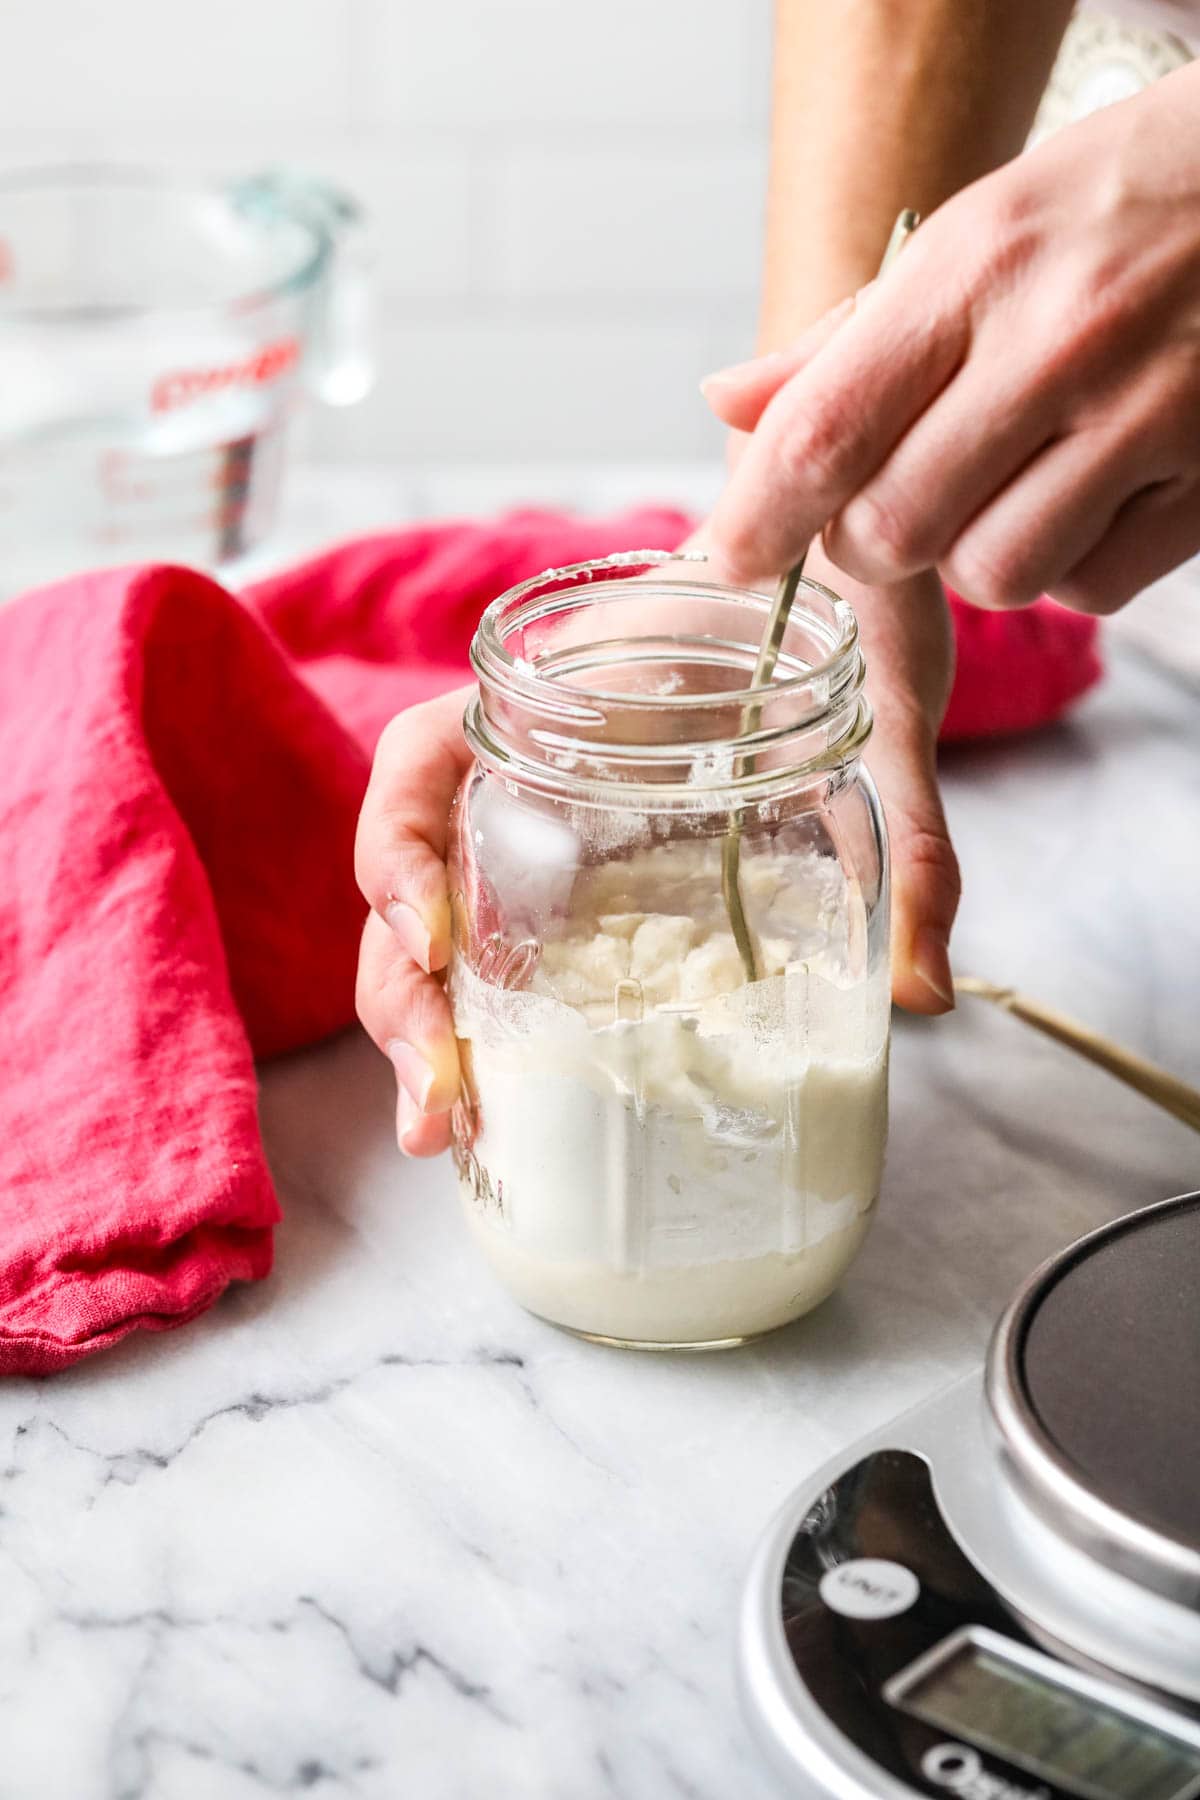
left=824, top=560, right=961, bottom=1013
left=354, top=685, right=474, bottom=973
left=875, top=713, right=961, bottom=1015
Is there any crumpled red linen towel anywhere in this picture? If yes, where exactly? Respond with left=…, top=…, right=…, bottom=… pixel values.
left=0, top=508, right=1100, bottom=1373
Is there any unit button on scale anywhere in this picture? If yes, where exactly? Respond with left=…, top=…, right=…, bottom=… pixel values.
left=739, top=1193, right=1200, bottom=1800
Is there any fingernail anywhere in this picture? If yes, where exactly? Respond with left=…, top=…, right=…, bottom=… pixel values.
left=700, top=351, right=779, bottom=397
left=913, top=929, right=956, bottom=1008
left=386, top=900, right=432, bottom=973
left=700, top=367, right=749, bottom=398
left=386, top=1037, right=458, bottom=1115
left=396, top=1084, right=420, bottom=1155
left=386, top=1039, right=439, bottom=1113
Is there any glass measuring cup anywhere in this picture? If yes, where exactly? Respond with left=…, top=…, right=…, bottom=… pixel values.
left=0, top=165, right=372, bottom=598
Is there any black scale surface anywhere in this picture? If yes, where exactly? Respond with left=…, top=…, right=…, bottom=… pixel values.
left=1012, top=1194, right=1200, bottom=1559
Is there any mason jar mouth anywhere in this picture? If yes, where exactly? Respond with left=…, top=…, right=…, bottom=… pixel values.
left=466, top=550, right=871, bottom=802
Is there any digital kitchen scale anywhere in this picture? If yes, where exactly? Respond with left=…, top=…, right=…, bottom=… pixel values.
left=740, top=1192, right=1200, bottom=1800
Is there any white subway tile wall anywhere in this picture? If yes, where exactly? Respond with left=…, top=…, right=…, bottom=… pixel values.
left=0, top=0, right=772, bottom=464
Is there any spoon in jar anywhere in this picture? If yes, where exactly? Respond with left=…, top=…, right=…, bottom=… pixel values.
left=722, top=208, right=922, bottom=982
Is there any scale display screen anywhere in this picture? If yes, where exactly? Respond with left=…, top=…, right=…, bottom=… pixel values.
left=887, top=1629, right=1200, bottom=1800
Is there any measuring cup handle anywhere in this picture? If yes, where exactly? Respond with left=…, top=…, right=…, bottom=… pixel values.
left=235, top=171, right=374, bottom=408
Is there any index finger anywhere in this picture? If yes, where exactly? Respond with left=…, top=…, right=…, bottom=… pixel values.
left=699, top=293, right=859, bottom=432
left=707, top=263, right=965, bottom=585
left=354, top=684, right=475, bottom=974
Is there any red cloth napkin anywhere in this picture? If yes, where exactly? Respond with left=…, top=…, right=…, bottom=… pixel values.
left=0, top=509, right=1100, bottom=1373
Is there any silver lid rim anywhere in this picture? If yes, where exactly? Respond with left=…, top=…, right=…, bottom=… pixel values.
left=984, top=1191, right=1200, bottom=1610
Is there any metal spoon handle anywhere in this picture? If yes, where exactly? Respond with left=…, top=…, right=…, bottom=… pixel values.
left=749, top=207, right=919, bottom=696
left=723, top=208, right=921, bottom=982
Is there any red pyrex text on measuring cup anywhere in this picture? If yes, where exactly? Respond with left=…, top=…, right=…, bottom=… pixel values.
left=0, top=165, right=373, bottom=598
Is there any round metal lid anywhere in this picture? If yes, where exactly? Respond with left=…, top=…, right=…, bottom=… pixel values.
left=986, top=1192, right=1200, bottom=1609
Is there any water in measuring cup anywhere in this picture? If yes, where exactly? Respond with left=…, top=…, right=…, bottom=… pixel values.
left=0, top=316, right=297, bottom=597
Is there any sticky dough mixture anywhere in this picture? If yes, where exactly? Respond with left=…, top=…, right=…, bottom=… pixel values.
left=451, top=843, right=888, bottom=1345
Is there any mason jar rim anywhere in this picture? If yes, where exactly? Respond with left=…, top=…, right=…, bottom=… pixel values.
left=464, top=550, right=873, bottom=805
left=470, top=549, right=862, bottom=715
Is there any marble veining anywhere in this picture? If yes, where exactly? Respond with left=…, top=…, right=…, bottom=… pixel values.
left=1, top=593, right=1198, bottom=1797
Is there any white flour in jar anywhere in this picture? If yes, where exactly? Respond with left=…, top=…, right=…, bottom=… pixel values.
left=450, top=845, right=889, bottom=1345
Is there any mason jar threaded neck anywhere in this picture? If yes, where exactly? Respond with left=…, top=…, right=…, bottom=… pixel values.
left=465, top=551, right=871, bottom=804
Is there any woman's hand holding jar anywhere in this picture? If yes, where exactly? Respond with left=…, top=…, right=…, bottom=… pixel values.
left=353, top=551, right=959, bottom=1165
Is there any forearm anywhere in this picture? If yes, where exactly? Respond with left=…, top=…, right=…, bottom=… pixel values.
left=759, top=0, right=1075, bottom=346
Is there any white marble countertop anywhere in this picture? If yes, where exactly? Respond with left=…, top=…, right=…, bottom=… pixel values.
left=3, top=468, right=1199, bottom=1800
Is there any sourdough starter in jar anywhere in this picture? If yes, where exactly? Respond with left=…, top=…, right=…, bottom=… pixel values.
left=452, top=840, right=888, bottom=1347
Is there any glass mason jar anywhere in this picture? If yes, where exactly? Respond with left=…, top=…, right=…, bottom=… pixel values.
left=447, top=551, right=889, bottom=1350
